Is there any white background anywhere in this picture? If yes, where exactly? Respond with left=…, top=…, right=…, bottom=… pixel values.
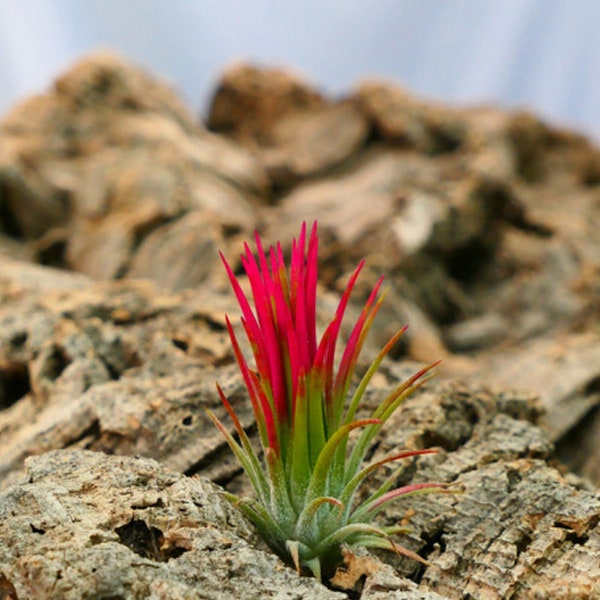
left=1, top=0, right=600, bottom=140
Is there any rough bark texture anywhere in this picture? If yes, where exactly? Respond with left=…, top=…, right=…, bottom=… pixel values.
left=0, top=450, right=345, bottom=600
left=2, top=53, right=600, bottom=598
left=363, top=382, right=600, bottom=599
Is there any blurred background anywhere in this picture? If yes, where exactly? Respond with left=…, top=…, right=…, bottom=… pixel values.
left=1, top=0, right=600, bottom=139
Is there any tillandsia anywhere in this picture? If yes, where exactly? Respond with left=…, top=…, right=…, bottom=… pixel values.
left=209, top=221, right=445, bottom=581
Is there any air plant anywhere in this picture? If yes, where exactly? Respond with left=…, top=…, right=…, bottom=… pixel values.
left=209, top=222, right=444, bottom=581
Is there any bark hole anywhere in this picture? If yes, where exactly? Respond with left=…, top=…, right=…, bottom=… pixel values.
left=115, top=519, right=187, bottom=562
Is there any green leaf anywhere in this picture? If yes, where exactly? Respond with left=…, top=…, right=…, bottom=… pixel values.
left=346, top=362, right=439, bottom=481
left=235, top=498, right=290, bottom=558
left=356, top=535, right=430, bottom=565
left=205, top=409, right=268, bottom=504
left=339, top=449, right=438, bottom=520
left=313, top=522, right=390, bottom=555
left=265, top=447, right=296, bottom=526
left=342, top=325, right=408, bottom=427
left=373, top=362, right=440, bottom=422
left=295, top=496, right=344, bottom=543
left=305, top=418, right=381, bottom=505
left=332, top=286, right=387, bottom=426
left=303, top=557, right=323, bottom=581
left=286, top=539, right=302, bottom=574
left=353, top=482, right=449, bottom=523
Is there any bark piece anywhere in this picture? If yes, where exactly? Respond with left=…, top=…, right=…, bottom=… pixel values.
left=208, top=65, right=368, bottom=185
left=0, top=450, right=344, bottom=600
left=475, top=330, right=600, bottom=485
left=207, top=63, right=325, bottom=141
left=0, top=264, right=240, bottom=490
left=360, top=381, right=600, bottom=599
left=354, top=80, right=466, bottom=154
left=0, top=52, right=267, bottom=285
left=480, top=332, right=600, bottom=441
left=331, top=550, right=449, bottom=599
left=557, top=403, right=600, bottom=485
left=125, top=211, right=222, bottom=291
left=260, top=101, right=369, bottom=186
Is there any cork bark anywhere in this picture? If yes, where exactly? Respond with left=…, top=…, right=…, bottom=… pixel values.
left=2, top=53, right=600, bottom=598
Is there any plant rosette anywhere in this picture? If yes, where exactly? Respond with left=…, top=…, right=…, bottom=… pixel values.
left=209, top=222, right=446, bottom=581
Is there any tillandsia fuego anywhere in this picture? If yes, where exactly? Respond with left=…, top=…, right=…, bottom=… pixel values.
left=208, top=222, right=445, bottom=581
